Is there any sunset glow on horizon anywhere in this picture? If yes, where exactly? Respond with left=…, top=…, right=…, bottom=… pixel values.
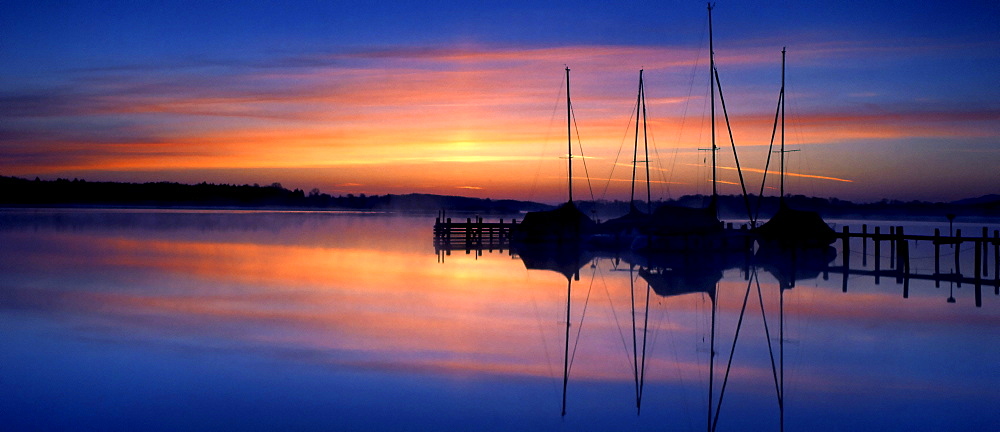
left=3, top=1, right=998, bottom=203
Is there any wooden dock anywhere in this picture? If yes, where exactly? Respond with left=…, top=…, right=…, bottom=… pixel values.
left=433, top=214, right=517, bottom=253
left=433, top=219, right=999, bottom=306
left=836, top=225, right=999, bottom=280
left=836, top=224, right=1000, bottom=306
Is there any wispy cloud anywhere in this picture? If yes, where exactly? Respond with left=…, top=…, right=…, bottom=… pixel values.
left=1, top=41, right=996, bottom=201
left=710, top=164, right=854, bottom=183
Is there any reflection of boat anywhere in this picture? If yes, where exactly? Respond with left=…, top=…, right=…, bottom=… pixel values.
left=510, top=238, right=595, bottom=417
left=513, top=67, right=596, bottom=243
left=634, top=249, right=744, bottom=301
left=512, top=241, right=594, bottom=281
left=755, top=244, right=836, bottom=289
left=754, top=49, right=836, bottom=248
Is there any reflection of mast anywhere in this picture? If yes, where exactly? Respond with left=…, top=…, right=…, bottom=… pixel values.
left=779, top=268, right=785, bottom=432
left=561, top=276, right=571, bottom=417
left=706, top=276, right=718, bottom=432
left=509, top=243, right=590, bottom=416
left=708, top=266, right=785, bottom=432
left=629, top=265, right=651, bottom=414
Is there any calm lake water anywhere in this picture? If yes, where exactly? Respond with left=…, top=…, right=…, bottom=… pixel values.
left=1, top=209, right=998, bottom=431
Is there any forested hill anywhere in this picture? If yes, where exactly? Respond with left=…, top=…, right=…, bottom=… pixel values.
left=1, top=175, right=997, bottom=219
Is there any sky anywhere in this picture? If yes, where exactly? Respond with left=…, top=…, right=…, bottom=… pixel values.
left=2, top=0, right=998, bottom=204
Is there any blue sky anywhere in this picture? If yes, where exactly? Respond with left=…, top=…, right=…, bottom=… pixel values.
left=2, top=1, right=998, bottom=202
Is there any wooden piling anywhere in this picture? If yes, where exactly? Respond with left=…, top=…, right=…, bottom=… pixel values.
left=842, top=226, right=850, bottom=293
left=897, top=227, right=910, bottom=291
left=861, top=224, right=868, bottom=267
left=994, top=230, right=999, bottom=294
left=934, top=228, right=941, bottom=288
left=889, top=226, right=896, bottom=269
left=874, top=226, right=881, bottom=283
left=983, top=227, right=989, bottom=278
left=842, top=226, right=851, bottom=261
left=890, top=227, right=906, bottom=284
left=974, top=234, right=982, bottom=307
left=898, top=227, right=908, bottom=270
left=955, top=229, right=962, bottom=278
left=974, top=236, right=982, bottom=283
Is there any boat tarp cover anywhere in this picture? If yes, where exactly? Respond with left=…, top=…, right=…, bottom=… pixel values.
left=597, top=205, right=650, bottom=234
left=648, top=204, right=721, bottom=235
left=515, top=201, right=596, bottom=241
left=756, top=204, right=836, bottom=246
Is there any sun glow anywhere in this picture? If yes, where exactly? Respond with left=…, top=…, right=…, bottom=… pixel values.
left=3, top=43, right=995, bottom=202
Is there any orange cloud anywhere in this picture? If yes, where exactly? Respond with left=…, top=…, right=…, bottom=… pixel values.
left=2, top=43, right=996, bottom=202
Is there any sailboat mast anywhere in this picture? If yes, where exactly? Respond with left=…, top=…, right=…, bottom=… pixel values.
left=641, top=72, right=652, bottom=213
left=708, top=3, right=717, bottom=209
left=566, top=66, right=574, bottom=204
left=631, top=70, right=642, bottom=207
left=779, top=47, right=786, bottom=204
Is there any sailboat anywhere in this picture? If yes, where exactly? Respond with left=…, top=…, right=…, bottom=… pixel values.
left=637, top=4, right=739, bottom=252
left=594, top=69, right=654, bottom=246
left=512, top=67, right=596, bottom=243
left=754, top=48, right=837, bottom=248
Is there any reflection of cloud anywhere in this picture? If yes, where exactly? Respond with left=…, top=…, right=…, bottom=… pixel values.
left=4, top=213, right=998, bottom=399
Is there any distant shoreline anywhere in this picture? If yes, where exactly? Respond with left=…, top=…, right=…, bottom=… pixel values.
left=2, top=175, right=997, bottom=221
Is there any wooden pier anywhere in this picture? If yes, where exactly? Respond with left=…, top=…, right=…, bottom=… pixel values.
left=433, top=214, right=517, bottom=254
left=433, top=218, right=999, bottom=306
left=836, top=224, right=1000, bottom=307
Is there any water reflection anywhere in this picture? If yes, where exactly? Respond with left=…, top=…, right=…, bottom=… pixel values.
left=438, top=226, right=999, bottom=430
left=1, top=210, right=997, bottom=431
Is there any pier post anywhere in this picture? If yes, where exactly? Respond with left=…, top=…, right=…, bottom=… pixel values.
left=903, top=273, right=910, bottom=299
left=874, top=226, right=881, bottom=284
left=496, top=219, right=503, bottom=252
left=897, top=226, right=909, bottom=293
left=974, top=234, right=982, bottom=307
left=895, top=226, right=902, bottom=283
left=842, top=226, right=851, bottom=259
left=955, top=229, right=962, bottom=278
left=478, top=216, right=483, bottom=243
left=983, top=227, right=989, bottom=278
left=934, top=229, right=941, bottom=288
left=974, top=236, right=982, bottom=284
left=993, top=230, right=1000, bottom=295
left=994, top=230, right=999, bottom=291
left=862, top=224, right=868, bottom=267
left=465, top=217, right=473, bottom=254
left=842, top=226, right=850, bottom=293
left=889, top=226, right=896, bottom=269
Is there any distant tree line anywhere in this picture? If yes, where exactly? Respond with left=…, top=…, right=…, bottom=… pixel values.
left=1, top=175, right=997, bottom=218
left=0, top=176, right=541, bottom=213
left=578, top=193, right=999, bottom=221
